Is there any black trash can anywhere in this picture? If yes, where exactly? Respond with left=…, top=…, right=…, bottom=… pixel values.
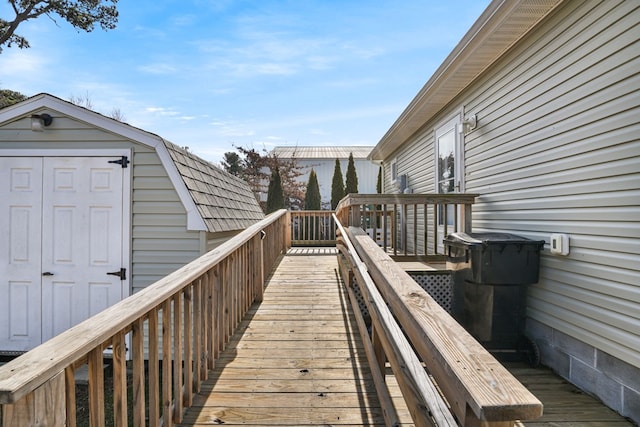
left=444, top=232, right=545, bottom=363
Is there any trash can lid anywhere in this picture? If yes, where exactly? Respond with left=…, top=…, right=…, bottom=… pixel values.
left=444, top=232, right=544, bottom=246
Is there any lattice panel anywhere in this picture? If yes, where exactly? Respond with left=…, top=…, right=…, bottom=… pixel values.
left=411, top=273, right=453, bottom=313
left=351, top=272, right=453, bottom=320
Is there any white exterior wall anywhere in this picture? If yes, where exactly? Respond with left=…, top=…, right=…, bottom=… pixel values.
left=383, top=0, right=639, bottom=371
left=297, top=158, right=379, bottom=208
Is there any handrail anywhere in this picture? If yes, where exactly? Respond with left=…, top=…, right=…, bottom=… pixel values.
left=335, top=193, right=478, bottom=258
left=335, top=215, right=456, bottom=427
left=0, top=209, right=291, bottom=425
left=335, top=219, right=543, bottom=426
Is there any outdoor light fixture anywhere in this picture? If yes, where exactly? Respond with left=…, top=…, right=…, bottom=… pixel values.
left=31, top=113, right=53, bottom=132
left=461, top=114, right=477, bottom=134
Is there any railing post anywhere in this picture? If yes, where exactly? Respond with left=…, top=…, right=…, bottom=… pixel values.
left=1, top=371, right=66, bottom=426
left=256, top=233, right=265, bottom=302
left=285, top=210, right=292, bottom=250
left=464, top=202, right=473, bottom=233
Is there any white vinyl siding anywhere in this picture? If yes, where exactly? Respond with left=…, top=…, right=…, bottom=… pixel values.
left=386, top=0, right=639, bottom=367
left=131, top=150, right=201, bottom=293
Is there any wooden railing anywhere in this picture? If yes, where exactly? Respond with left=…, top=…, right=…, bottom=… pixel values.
left=0, top=210, right=291, bottom=427
left=335, top=193, right=478, bottom=260
left=335, top=217, right=543, bottom=427
left=289, top=210, right=336, bottom=246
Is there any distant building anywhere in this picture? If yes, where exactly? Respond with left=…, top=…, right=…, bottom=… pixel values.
left=271, top=146, right=378, bottom=209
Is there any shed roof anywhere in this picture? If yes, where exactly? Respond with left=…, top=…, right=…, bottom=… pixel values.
left=0, top=93, right=264, bottom=232
left=164, top=142, right=264, bottom=233
left=271, top=146, right=373, bottom=160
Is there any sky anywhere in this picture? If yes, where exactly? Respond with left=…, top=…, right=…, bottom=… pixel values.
left=0, top=0, right=491, bottom=164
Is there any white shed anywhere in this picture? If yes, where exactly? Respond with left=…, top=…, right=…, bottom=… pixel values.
left=0, top=93, right=264, bottom=353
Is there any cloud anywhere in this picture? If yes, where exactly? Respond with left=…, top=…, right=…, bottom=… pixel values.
left=145, top=106, right=180, bottom=116
left=137, top=62, right=179, bottom=75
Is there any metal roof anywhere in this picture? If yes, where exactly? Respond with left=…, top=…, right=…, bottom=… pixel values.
left=271, top=146, right=374, bottom=160
left=164, top=141, right=264, bottom=233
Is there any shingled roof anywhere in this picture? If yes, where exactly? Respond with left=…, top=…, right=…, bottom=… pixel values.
left=164, top=141, right=264, bottom=233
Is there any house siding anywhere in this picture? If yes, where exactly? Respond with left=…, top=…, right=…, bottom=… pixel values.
left=379, top=0, right=639, bottom=420
left=461, top=0, right=639, bottom=369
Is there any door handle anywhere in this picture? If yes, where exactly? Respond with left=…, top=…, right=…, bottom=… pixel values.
left=42, top=272, right=54, bottom=276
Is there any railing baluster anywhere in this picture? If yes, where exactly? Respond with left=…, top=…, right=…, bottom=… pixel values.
left=201, top=272, right=209, bottom=374
left=223, top=258, right=231, bottom=345
left=433, top=203, right=438, bottom=255
left=413, top=203, right=418, bottom=255
left=206, top=268, right=216, bottom=377
left=192, top=279, right=202, bottom=392
left=393, top=204, right=398, bottom=256
left=88, top=347, right=105, bottom=427
left=162, top=299, right=173, bottom=427
left=132, top=318, right=146, bottom=427
left=173, top=292, right=183, bottom=423
left=148, top=309, right=160, bottom=427
left=200, top=274, right=208, bottom=382
left=65, top=365, right=77, bottom=427
left=423, top=203, right=428, bottom=255
left=113, top=331, right=128, bottom=426
left=214, top=266, right=222, bottom=359
left=183, top=285, right=193, bottom=408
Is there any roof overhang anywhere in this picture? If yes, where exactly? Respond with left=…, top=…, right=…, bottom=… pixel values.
left=0, top=93, right=207, bottom=231
left=369, top=0, right=564, bottom=161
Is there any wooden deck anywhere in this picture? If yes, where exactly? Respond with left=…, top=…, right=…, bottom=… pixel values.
left=179, top=251, right=394, bottom=425
left=180, top=251, right=635, bottom=426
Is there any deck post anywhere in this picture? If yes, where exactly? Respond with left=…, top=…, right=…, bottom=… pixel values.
left=255, top=233, right=265, bottom=302
left=1, top=370, right=65, bottom=426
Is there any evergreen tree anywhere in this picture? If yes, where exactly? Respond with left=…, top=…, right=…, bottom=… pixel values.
left=0, top=89, right=26, bottom=109
left=265, top=167, right=285, bottom=214
left=331, top=159, right=345, bottom=210
left=345, top=152, right=358, bottom=194
left=221, top=151, right=243, bottom=176
left=304, top=169, right=321, bottom=210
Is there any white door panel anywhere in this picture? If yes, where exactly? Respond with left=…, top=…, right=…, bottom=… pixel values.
left=0, top=158, right=43, bottom=351
left=1, top=156, right=126, bottom=351
left=41, top=157, right=124, bottom=342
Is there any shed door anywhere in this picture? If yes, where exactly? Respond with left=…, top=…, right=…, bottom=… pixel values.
left=0, top=157, right=126, bottom=352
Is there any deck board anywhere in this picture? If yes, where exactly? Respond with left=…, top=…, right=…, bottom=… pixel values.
left=181, top=251, right=635, bottom=427
left=180, top=253, right=387, bottom=426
